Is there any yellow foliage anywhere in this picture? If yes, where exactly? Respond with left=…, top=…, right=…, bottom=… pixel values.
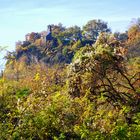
left=34, top=73, right=40, bottom=81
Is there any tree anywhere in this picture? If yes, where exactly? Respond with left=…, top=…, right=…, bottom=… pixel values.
left=51, top=23, right=65, bottom=36
left=66, top=26, right=82, bottom=41
left=114, top=32, right=128, bottom=42
left=67, top=33, right=140, bottom=111
left=83, top=19, right=111, bottom=42
left=57, top=25, right=82, bottom=44
left=127, top=18, right=140, bottom=58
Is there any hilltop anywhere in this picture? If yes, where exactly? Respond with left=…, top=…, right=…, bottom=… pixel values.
left=1, top=18, right=140, bottom=139
left=4, top=19, right=128, bottom=78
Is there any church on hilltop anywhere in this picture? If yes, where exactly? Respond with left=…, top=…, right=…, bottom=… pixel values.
left=16, top=25, right=53, bottom=47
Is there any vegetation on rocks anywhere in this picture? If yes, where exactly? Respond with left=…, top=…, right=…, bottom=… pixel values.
left=1, top=18, right=140, bottom=139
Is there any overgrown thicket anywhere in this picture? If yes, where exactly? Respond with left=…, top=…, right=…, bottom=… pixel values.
left=1, top=19, right=140, bottom=139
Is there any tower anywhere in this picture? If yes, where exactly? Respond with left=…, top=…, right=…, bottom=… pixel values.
left=47, top=25, right=52, bottom=34
left=46, top=25, right=52, bottom=41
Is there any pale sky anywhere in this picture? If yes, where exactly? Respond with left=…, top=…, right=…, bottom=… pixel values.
left=0, top=0, right=140, bottom=68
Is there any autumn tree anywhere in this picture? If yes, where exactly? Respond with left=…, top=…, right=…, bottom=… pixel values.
left=127, top=18, right=140, bottom=58
left=67, top=33, right=140, bottom=113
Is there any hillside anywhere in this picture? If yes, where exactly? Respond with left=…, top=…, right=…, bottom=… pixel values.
left=1, top=19, right=140, bottom=139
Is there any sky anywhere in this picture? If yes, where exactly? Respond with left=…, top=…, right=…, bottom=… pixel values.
left=0, top=0, right=140, bottom=67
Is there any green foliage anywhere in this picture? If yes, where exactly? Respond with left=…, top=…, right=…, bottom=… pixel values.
left=1, top=19, right=140, bottom=139
left=16, top=88, right=30, bottom=98
left=83, top=19, right=110, bottom=41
